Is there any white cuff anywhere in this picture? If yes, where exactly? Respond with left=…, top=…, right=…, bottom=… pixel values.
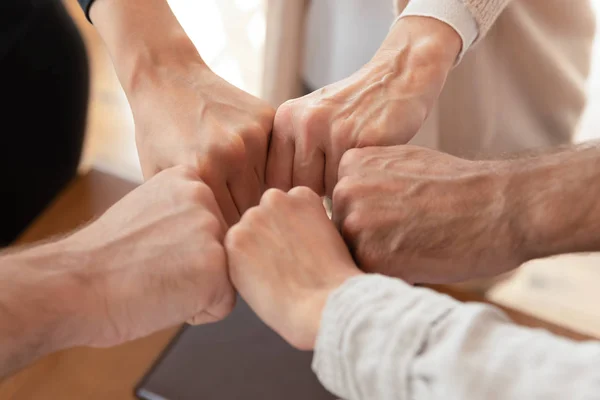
left=393, top=0, right=479, bottom=64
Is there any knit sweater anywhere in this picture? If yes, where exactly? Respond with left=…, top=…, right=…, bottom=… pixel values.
left=313, top=274, right=600, bottom=400
left=395, top=0, right=510, bottom=40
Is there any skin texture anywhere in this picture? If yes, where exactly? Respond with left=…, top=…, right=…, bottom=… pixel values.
left=90, top=0, right=275, bottom=226
left=266, top=16, right=461, bottom=196
left=332, top=143, right=600, bottom=284
left=332, top=146, right=522, bottom=284
left=225, top=187, right=362, bottom=350
left=0, top=166, right=235, bottom=378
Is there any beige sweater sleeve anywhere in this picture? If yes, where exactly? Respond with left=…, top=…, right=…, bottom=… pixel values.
left=395, top=0, right=511, bottom=40
left=313, top=274, right=600, bottom=400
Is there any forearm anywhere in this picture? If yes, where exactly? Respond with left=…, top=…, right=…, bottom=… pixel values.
left=509, top=142, right=600, bottom=260
left=0, top=242, right=84, bottom=378
left=88, top=0, right=205, bottom=96
left=313, top=275, right=600, bottom=400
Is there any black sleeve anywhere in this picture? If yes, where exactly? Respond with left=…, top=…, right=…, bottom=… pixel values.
left=78, top=0, right=95, bottom=21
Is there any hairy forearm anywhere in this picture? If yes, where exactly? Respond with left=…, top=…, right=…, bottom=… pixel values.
left=508, top=142, right=600, bottom=260
left=89, top=0, right=205, bottom=96
left=0, top=242, right=84, bottom=378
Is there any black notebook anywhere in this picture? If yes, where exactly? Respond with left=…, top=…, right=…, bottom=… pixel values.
left=135, top=298, right=336, bottom=400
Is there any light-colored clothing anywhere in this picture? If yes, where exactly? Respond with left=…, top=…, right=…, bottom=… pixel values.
left=303, top=0, right=477, bottom=89
left=264, top=0, right=595, bottom=158
left=409, top=0, right=596, bottom=158
left=313, top=274, right=600, bottom=400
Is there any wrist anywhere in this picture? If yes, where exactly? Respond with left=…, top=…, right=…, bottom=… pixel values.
left=293, top=268, right=364, bottom=351
left=121, top=36, right=208, bottom=99
left=90, top=0, right=208, bottom=98
left=375, top=16, right=461, bottom=74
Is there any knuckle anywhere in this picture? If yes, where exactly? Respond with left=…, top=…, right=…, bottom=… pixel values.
left=260, top=188, right=288, bottom=208
left=224, top=224, right=247, bottom=251
left=242, top=122, right=267, bottom=139
left=186, top=180, right=215, bottom=205
left=199, top=212, right=224, bottom=237
left=338, top=148, right=364, bottom=177
left=206, top=280, right=236, bottom=321
left=298, top=107, right=325, bottom=141
left=340, top=209, right=366, bottom=240
left=288, top=186, right=319, bottom=202
left=332, top=176, right=356, bottom=206
left=211, top=134, right=248, bottom=165
left=173, top=164, right=198, bottom=178
left=274, top=101, right=296, bottom=130
left=259, top=105, right=276, bottom=126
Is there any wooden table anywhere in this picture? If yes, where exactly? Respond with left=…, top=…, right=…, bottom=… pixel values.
left=0, top=170, right=594, bottom=399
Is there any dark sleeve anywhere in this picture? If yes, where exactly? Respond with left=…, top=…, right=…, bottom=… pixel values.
left=77, top=0, right=95, bottom=21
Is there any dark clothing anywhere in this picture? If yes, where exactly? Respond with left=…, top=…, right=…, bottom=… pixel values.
left=77, top=0, right=94, bottom=20
left=0, top=0, right=89, bottom=246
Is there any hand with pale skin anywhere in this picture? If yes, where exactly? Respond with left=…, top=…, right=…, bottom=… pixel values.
left=266, top=16, right=461, bottom=196
left=131, top=66, right=275, bottom=226
left=90, top=0, right=275, bottom=226
left=225, top=187, right=362, bottom=350
left=0, top=166, right=234, bottom=377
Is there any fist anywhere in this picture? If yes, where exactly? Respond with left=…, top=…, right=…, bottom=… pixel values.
left=65, top=166, right=235, bottom=347
left=332, top=146, right=524, bottom=284
left=225, top=187, right=360, bottom=350
left=265, top=17, right=458, bottom=196
left=133, top=66, right=275, bottom=226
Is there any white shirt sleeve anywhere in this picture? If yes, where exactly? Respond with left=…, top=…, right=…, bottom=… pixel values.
left=395, top=0, right=479, bottom=63
left=312, top=274, right=600, bottom=400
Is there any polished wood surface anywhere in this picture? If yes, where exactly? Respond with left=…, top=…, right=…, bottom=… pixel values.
left=0, top=170, right=594, bottom=399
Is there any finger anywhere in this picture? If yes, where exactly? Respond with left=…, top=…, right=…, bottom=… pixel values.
left=244, top=125, right=270, bottom=191
left=228, top=166, right=262, bottom=216
left=331, top=180, right=353, bottom=232
left=188, top=286, right=237, bottom=326
left=213, top=181, right=241, bottom=227
left=293, top=144, right=326, bottom=196
left=288, top=186, right=327, bottom=214
left=324, top=146, right=345, bottom=198
left=266, top=111, right=295, bottom=191
left=202, top=195, right=229, bottom=239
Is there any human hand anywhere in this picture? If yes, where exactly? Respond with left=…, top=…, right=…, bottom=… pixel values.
left=225, top=187, right=361, bottom=350
left=332, top=146, right=525, bottom=284
left=62, top=166, right=235, bottom=347
left=132, top=62, right=275, bottom=226
left=266, top=17, right=460, bottom=196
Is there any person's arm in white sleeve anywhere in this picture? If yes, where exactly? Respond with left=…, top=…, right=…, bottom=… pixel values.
left=396, top=0, right=512, bottom=49
left=313, top=274, right=600, bottom=400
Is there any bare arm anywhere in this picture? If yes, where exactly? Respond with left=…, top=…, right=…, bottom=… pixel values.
left=333, top=142, right=600, bottom=284
left=83, top=0, right=275, bottom=226
left=88, top=0, right=202, bottom=97
left=0, top=167, right=234, bottom=379
left=0, top=243, right=82, bottom=378
left=509, top=142, right=600, bottom=259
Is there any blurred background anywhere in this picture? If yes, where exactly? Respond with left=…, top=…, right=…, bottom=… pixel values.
left=65, top=0, right=600, bottom=338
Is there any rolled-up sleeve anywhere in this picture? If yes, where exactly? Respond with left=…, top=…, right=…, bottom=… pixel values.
left=313, top=274, right=600, bottom=400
